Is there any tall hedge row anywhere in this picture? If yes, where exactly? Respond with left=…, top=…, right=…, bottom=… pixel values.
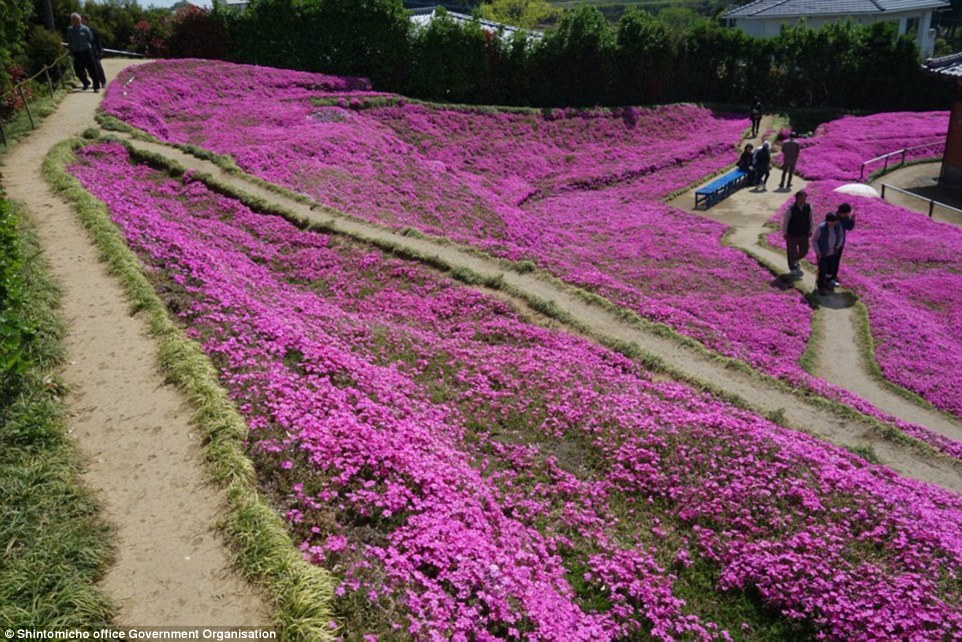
left=203, top=0, right=949, bottom=111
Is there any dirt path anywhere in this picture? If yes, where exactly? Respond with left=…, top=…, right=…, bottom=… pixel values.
left=669, top=154, right=962, bottom=450
left=870, top=162, right=962, bottom=228
left=1, top=59, right=267, bottom=625
left=120, top=135, right=962, bottom=497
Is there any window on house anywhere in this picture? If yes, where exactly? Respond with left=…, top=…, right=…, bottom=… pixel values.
left=906, top=16, right=921, bottom=38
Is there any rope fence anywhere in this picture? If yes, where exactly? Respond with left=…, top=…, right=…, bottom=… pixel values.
left=0, top=51, right=73, bottom=146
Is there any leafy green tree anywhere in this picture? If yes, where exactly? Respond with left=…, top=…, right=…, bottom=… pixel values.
left=408, top=9, right=499, bottom=102
left=616, top=8, right=672, bottom=104
left=1, top=0, right=33, bottom=88
left=478, top=0, right=558, bottom=30
left=531, top=4, right=615, bottom=105
left=226, top=0, right=409, bottom=89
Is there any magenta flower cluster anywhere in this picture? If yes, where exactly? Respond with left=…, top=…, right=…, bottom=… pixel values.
left=102, top=60, right=815, bottom=392
left=791, top=111, right=948, bottom=181
left=69, top=141, right=962, bottom=639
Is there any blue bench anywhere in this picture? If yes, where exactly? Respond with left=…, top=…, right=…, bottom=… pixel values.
left=694, top=168, right=748, bottom=210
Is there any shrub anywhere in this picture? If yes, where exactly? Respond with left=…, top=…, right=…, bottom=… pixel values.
left=23, top=24, right=65, bottom=77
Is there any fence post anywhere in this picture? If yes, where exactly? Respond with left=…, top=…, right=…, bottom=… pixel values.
left=929, top=200, right=935, bottom=218
left=0, top=119, right=6, bottom=146
left=901, top=149, right=907, bottom=167
left=17, top=86, right=35, bottom=130
left=881, top=184, right=887, bottom=200
left=44, top=68, right=55, bottom=97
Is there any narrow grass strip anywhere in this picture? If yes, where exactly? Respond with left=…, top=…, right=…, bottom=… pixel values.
left=43, top=139, right=336, bottom=641
left=0, top=200, right=115, bottom=628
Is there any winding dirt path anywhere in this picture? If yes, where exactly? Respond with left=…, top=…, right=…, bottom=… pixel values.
left=121, top=135, right=962, bottom=497
left=1, top=59, right=267, bottom=625
left=669, top=150, right=962, bottom=449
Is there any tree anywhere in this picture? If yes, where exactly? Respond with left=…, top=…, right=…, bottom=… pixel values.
left=531, top=4, right=615, bottom=105
left=616, top=8, right=672, bottom=104
left=1, top=0, right=33, bottom=88
left=478, top=0, right=557, bottom=30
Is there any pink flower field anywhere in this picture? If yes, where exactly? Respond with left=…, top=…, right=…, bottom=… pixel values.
left=770, top=181, right=962, bottom=419
left=794, top=111, right=947, bottom=181
left=70, top=141, right=962, bottom=640
left=103, top=60, right=815, bottom=390
left=768, top=110, right=962, bottom=420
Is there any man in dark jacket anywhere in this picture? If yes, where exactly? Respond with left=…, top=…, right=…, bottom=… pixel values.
left=66, top=12, right=100, bottom=92
left=780, top=190, right=812, bottom=278
left=82, top=15, right=107, bottom=88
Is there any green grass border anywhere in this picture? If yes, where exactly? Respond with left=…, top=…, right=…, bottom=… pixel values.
left=0, top=201, right=115, bottom=627
left=43, top=139, right=337, bottom=641
left=755, top=230, right=961, bottom=427
left=1, top=79, right=75, bottom=158
left=105, top=132, right=948, bottom=458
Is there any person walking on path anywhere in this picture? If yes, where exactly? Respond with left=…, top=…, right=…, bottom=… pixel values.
left=812, top=212, right=844, bottom=295
left=66, top=13, right=100, bottom=92
left=780, top=190, right=812, bottom=278
left=830, top=203, right=855, bottom=287
left=752, top=141, right=771, bottom=189
left=82, top=15, right=107, bottom=88
left=779, top=132, right=800, bottom=189
left=749, top=97, right=762, bottom=137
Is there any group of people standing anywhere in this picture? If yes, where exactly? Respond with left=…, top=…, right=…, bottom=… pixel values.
left=780, top=191, right=856, bottom=295
left=66, top=13, right=106, bottom=92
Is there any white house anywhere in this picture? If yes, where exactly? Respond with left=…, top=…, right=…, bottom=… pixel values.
left=723, top=0, right=949, bottom=58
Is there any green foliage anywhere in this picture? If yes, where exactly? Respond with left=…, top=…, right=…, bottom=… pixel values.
left=165, top=5, right=231, bottom=59
left=0, top=202, right=33, bottom=402
left=0, top=199, right=115, bottom=627
left=531, top=4, right=615, bottom=105
left=0, top=0, right=33, bottom=88
left=479, top=0, right=558, bottom=29
left=616, top=7, right=672, bottom=104
left=408, top=9, right=498, bottom=103
left=22, top=24, right=65, bottom=76
left=223, top=0, right=410, bottom=88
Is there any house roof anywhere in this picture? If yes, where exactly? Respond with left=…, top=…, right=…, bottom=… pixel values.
left=409, top=8, right=542, bottom=41
left=724, top=0, right=949, bottom=19
left=922, top=51, right=962, bottom=83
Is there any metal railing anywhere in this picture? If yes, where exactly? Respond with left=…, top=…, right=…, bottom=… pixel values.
left=0, top=51, right=73, bottom=146
left=859, top=141, right=944, bottom=182
left=879, top=182, right=962, bottom=219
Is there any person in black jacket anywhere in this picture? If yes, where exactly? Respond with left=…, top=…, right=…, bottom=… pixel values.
left=752, top=141, right=771, bottom=189
left=779, top=190, right=812, bottom=278
left=82, top=16, right=107, bottom=88
left=737, top=143, right=755, bottom=184
left=749, top=97, right=762, bottom=137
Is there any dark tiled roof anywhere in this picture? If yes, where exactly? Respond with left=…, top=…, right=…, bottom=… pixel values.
left=724, top=0, right=948, bottom=19
left=922, top=52, right=962, bottom=81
